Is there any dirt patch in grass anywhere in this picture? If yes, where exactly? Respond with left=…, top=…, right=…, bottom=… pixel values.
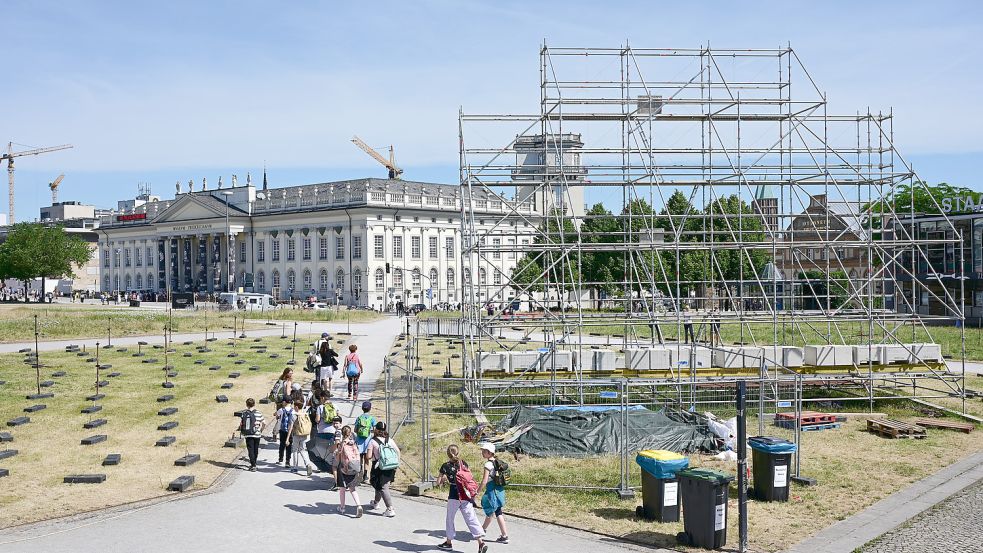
left=0, top=333, right=320, bottom=528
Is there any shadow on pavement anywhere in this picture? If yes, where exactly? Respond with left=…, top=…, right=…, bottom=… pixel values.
left=285, top=501, right=333, bottom=516
left=275, top=476, right=330, bottom=491
left=591, top=507, right=637, bottom=521
left=373, top=540, right=434, bottom=552
left=412, top=528, right=449, bottom=540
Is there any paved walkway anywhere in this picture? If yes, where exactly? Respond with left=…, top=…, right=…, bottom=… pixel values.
left=0, top=316, right=653, bottom=553
left=784, top=448, right=983, bottom=553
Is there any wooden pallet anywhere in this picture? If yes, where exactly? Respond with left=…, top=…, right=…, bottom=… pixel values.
left=867, top=418, right=926, bottom=439
left=775, top=420, right=841, bottom=432
left=913, top=418, right=974, bottom=434
left=776, top=410, right=837, bottom=425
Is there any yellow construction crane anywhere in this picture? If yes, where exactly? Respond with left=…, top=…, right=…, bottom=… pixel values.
left=351, top=136, right=403, bottom=179
left=48, top=174, right=65, bottom=205
left=2, top=142, right=74, bottom=223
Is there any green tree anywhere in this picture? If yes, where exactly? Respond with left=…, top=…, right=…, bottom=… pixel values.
left=509, top=217, right=581, bottom=308
left=581, top=203, right=622, bottom=307
left=0, top=223, right=93, bottom=302
left=798, top=269, right=852, bottom=309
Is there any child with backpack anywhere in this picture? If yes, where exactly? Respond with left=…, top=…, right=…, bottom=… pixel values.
left=274, top=400, right=294, bottom=466
left=285, top=399, right=313, bottom=476
left=435, top=444, right=488, bottom=553
left=354, top=401, right=377, bottom=484
left=335, top=425, right=364, bottom=517
left=478, top=442, right=509, bottom=544
left=237, top=398, right=266, bottom=471
left=344, top=344, right=363, bottom=401
left=366, top=422, right=399, bottom=517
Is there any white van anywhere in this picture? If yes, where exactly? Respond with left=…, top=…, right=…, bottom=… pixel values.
left=218, top=292, right=276, bottom=311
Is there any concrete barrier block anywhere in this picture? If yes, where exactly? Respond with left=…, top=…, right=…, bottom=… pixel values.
left=591, top=350, right=617, bottom=372
left=478, top=352, right=508, bottom=374
left=509, top=351, right=543, bottom=373
left=909, top=343, right=942, bottom=363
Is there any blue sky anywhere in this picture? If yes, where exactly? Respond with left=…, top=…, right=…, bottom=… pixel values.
left=5, top=0, right=982, bottom=219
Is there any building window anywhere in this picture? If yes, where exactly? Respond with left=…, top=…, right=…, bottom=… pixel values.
left=113, top=274, right=120, bottom=291
left=375, top=268, right=384, bottom=290
left=374, top=235, right=384, bottom=259
left=447, top=268, right=455, bottom=289
left=257, top=241, right=265, bottom=262
left=287, top=239, right=296, bottom=261
left=412, top=268, right=422, bottom=290
left=319, top=269, right=328, bottom=294
left=492, top=238, right=501, bottom=259
left=287, top=269, right=296, bottom=292
left=272, top=269, right=281, bottom=288
left=393, top=268, right=403, bottom=289
left=135, top=248, right=142, bottom=267
left=272, top=239, right=280, bottom=262
left=147, top=272, right=154, bottom=289
left=493, top=270, right=502, bottom=285
left=508, top=239, right=515, bottom=259
left=429, top=236, right=438, bottom=259
left=103, top=249, right=110, bottom=268
left=125, top=274, right=132, bottom=290
left=393, top=236, right=403, bottom=258
left=479, top=268, right=487, bottom=285
left=303, top=269, right=312, bottom=291
left=335, top=236, right=345, bottom=260
left=445, top=237, right=454, bottom=259
left=353, top=269, right=362, bottom=293
left=257, top=271, right=265, bottom=291
left=135, top=273, right=143, bottom=289
left=411, top=236, right=421, bottom=259
left=464, top=268, right=471, bottom=284
left=240, top=241, right=247, bottom=263
left=147, top=247, right=154, bottom=269
left=124, top=248, right=131, bottom=267
left=429, top=268, right=438, bottom=291
left=303, top=238, right=312, bottom=261
left=336, top=269, right=346, bottom=292
left=353, top=236, right=362, bottom=259
left=319, top=237, right=328, bottom=260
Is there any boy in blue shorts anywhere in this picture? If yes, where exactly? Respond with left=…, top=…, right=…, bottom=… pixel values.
left=354, top=401, right=377, bottom=484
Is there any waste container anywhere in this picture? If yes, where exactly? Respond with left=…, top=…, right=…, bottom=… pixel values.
left=749, top=436, right=796, bottom=502
left=635, top=450, right=688, bottom=522
left=129, top=300, right=141, bottom=307
left=676, top=468, right=734, bottom=549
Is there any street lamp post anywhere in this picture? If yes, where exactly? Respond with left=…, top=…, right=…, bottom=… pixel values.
left=221, top=191, right=234, bottom=292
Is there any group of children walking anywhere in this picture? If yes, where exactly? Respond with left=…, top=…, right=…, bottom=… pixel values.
left=237, top=333, right=510, bottom=552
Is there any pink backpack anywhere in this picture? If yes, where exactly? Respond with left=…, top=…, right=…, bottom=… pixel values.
left=455, top=461, right=480, bottom=501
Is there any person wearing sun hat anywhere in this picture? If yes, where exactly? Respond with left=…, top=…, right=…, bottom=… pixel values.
left=477, top=442, right=509, bottom=544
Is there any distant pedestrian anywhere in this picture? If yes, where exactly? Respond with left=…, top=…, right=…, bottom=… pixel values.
left=344, top=344, right=363, bottom=401
left=335, top=425, right=364, bottom=517
left=436, top=444, right=488, bottom=553
left=478, top=443, right=509, bottom=544
left=274, top=400, right=294, bottom=466
left=286, top=399, right=313, bottom=476
left=238, top=398, right=266, bottom=471
left=683, top=306, right=695, bottom=344
left=354, top=401, right=377, bottom=483
left=321, top=339, right=339, bottom=391
left=366, top=422, right=399, bottom=517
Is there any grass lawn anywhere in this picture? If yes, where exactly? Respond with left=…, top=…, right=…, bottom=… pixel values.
left=384, top=335, right=983, bottom=552
left=0, top=304, right=381, bottom=343
left=0, top=332, right=329, bottom=528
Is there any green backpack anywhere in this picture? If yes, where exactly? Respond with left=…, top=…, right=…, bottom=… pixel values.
left=492, top=458, right=511, bottom=486
left=376, top=437, right=400, bottom=470
left=355, top=414, right=375, bottom=439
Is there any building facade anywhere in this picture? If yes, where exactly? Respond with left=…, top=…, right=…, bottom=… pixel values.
left=97, top=178, right=534, bottom=309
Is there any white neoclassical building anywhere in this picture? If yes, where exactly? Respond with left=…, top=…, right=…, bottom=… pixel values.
left=97, top=177, right=535, bottom=310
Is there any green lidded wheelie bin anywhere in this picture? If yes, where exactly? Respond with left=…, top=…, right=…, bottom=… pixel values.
left=676, top=467, right=734, bottom=550
left=635, top=449, right=689, bottom=522
left=749, top=436, right=796, bottom=502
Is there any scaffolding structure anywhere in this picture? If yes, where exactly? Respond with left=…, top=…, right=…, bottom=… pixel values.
left=457, top=44, right=967, bottom=409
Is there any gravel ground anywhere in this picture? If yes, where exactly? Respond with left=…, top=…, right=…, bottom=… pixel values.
left=861, top=477, right=983, bottom=553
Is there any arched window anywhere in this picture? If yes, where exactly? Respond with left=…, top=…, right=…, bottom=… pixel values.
left=272, top=269, right=281, bottom=288
left=446, top=268, right=455, bottom=289
left=303, top=269, right=312, bottom=291
left=464, top=268, right=471, bottom=284
left=287, top=270, right=296, bottom=293
left=393, top=268, right=403, bottom=289
left=479, top=268, right=487, bottom=285
left=135, top=273, right=143, bottom=289
left=147, top=273, right=154, bottom=290
left=103, top=275, right=110, bottom=292
left=375, top=268, right=384, bottom=289
left=336, top=269, right=346, bottom=291
left=429, top=268, right=438, bottom=291
left=113, top=275, right=119, bottom=290
left=493, top=270, right=502, bottom=285
left=319, top=269, right=329, bottom=294
left=353, top=269, right=362, bottom=293
left=412, top=268, right=421, bottom=290
left=257, top=270, right=265, bottom=292
left=124, top=274, right=132, bottom=290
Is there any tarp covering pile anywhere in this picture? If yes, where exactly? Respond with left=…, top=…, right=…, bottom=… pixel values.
left=495, top=405, right=722, bottom=458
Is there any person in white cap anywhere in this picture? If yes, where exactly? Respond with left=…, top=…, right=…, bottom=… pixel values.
left=477, top=442, right=509, bottom=544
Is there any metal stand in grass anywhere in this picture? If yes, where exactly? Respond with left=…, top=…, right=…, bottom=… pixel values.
left=737, top=380, right=748, bottom=553
left=163, top=325, right=171, bottom=387
left=291, top=322, right=298, bottom=363
left=107, top=316, right=112, bottom=347
left=32, top=314, right=41, bottom=396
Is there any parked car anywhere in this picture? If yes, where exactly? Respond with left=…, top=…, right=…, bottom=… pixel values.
left=408, top=303, right=428, bottom=314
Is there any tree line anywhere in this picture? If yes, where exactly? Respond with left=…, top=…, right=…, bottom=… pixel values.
left=0, top=222, right=94, bottom=301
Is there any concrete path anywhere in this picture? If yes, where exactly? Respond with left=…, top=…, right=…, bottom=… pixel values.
left=0, top=316, right=652, bottom=553
left=784, top=448, right=983, bottom=553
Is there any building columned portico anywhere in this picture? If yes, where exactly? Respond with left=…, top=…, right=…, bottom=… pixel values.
left=98, top=177, right=534, bottom=309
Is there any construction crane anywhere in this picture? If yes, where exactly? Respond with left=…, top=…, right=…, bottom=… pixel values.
left=2, top=142, right=74, bottom=223
left=48, top=174, right=65, bottom=204
left=351, top=136, right=403, bottom=179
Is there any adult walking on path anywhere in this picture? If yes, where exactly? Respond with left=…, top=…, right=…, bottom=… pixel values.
left=344, top=344, right=364, bottom=401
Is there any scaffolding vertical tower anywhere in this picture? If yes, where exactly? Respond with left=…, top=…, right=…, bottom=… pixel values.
left=458, top=44, right=965, bottom=401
